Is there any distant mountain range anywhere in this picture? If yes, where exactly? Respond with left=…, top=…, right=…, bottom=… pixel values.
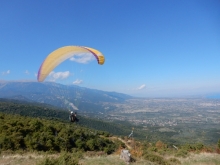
left=0, top=81, right=133, bottom=112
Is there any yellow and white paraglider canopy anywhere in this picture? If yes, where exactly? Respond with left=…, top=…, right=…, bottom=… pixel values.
left=37, top=46, right=105, bottom=82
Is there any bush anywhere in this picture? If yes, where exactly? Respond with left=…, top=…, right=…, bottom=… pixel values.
left=195, top=143, right=204, bottom=151
left=168, top=157, right=181, bottom=164
left=148, top=147, right=158, bottom=152
left=56, top=152, right=79, bottom=165
left=37, top=152, right=79, bottom=165
left=37, top=157, right=57, bottom=165
left=158, top=149, right=167, bottom=156
left=175, top=149, right=188, bottom=158
left=104, top=144, right=115, bottom=154
left=181, top=143, right=205, bottom=152
left=156, top=140, right=167, bottom=150
left=143, top=153, right=169, bottom=165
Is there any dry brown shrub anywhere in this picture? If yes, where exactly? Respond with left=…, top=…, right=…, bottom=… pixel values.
left=155, top=140, right=167, bottom=149
left=216, top=148, right=220, bottom=154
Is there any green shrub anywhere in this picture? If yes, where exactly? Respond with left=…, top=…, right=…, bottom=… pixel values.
left=37, top=157, right=58, bottom=165
left=175, top=149, right=188, bottom=158
left=56, top=152, right=79, bottom=165
left=168, top=157, right=181, bottom=164
left=148, top=147, right=158, bottom=152
left=158, top=149, right=167, bottom=156
left=195, top=143, right=204, bottom=151
left=37, top=152, right=79, bottom=165
left=143, top=153, right=169, bottom=165
left=181, top=143, right=205, bottom=152
left=71, top=148, right=83, bottom=158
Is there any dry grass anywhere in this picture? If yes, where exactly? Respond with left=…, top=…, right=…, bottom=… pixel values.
left=0, top=152, right=219, bottom=165
left=0, top=153, right=41, bottom=165
left=79, top=154, right=126, bottom=165
left=179, top=152, right=220, bottom=165
left=0, top=152, right=58, bottom=165
left=79, top=154, right=155, bottom=165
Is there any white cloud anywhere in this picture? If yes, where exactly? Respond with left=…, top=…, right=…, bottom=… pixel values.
left=25, top=70, right=29, bottom=75
left=70, top=53, right=95, bottom=64
left=138, top=84, right=146, bottom=90
left=2, top=70, right=10, bottom=75
left=49, top=71, right=70, bottom=81
left=73, top=79, right=83, bottom=85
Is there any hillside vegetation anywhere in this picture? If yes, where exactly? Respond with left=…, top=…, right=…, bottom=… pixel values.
left=0, top=112, right=118, bottom=152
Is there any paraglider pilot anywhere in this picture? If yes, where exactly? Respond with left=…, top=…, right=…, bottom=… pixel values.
left=69, top=111, right=79, bottom=123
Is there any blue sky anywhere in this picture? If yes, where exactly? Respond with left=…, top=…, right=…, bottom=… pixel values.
left=0, top=0, right=220, bottom=97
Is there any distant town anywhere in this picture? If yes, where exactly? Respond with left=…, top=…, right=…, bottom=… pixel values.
left=99, top=98, right=220, bottom=127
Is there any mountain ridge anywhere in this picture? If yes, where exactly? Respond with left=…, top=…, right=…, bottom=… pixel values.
left=0, top=81, right=134, bottom=112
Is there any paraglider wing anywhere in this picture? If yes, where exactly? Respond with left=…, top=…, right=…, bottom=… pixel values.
left=37, top=46, right=105, bottom=82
